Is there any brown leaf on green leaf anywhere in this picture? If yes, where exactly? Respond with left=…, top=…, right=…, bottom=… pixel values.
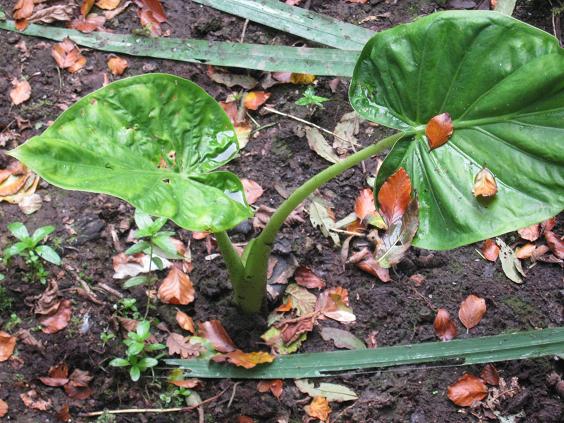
left=199, top=320, right=237, bottom=353
left=166, top=333, right=204, bottom=358
left=212, top=350, right=274, bottom=369
left=377, top=167, right=412, bottom=226
left=426, top=113, right=453, bottom=150
left=447, top=373, right=488, bottom=407
left=472, top=168, right=497, bottom=198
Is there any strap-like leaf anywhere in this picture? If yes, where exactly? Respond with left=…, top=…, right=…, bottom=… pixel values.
left=350, top=11, right=564, bottom=250
left=11, top=74, right=252, bottom=233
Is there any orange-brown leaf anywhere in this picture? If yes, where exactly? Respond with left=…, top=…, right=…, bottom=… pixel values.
left=316, top=287, right=356, bottom=323
left=426, top=113, right=453, bottom=150
left=20, top=390, right=51, bottom=411
left=175, top=310, right=195, bottom=334
left=354, top=188, right=376, bottom=222
left=39, top=299, right=72, bottom=334
left=51, top=39, right=87, bottom=73
left=377, top=168, right=412, bottom=226
left=80, top=0, right=95, bottom=16
left=69, top=15, right=106, bottom=33
left=10, top=79, right=31, bottom=106
left=244, top=91, right=271, bottom=110
left=137, top=0, right=167, bottom=22
left=305, top=396, right=331, bottom=422
left=545, top=231, right=564, bottom=260
left=472, top=168, right=497, bottom=198
left=64, top=369, right=93, bottom=400
left=212, top=350, right=274, bottom=369
left=447, top=373, right=488, bottom=407
left=433, top=308, right=457, bottom=341
left=39, top=363, right=69, bottom=387
left=294, top=266, right=326, bottom=289
left=158, top=267, right=195, bottom=305
left=242, top=178, right=264, bottom=204
left=166, top=333, right=204, bottom=358
left=480, top=364, right=500, bottom=386
left=169, top=378, right=202, bottom=389
left=257, top=379, right=283, bottom=399
left=107, top=56, right=128, bottom=76
left=199, top=320, right=237, bottom=353
left=96, top=0, right=121, bottom=9
left=515, top=243, right=536, bottom=260
left=481, top=239, right=500, bottom=262
left=0, top=399, right=8, bottom=417
left=56, top=404, right=71, bottom=422
left=13, top=0, right=34, bottom=20
left=458, top=294, right=486, bottom=330
left=517, top=224, right=540, bottom=241
left=0, top=331, right=16, bottom=362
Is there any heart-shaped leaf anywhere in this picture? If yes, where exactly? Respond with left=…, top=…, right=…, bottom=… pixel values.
left=350, top=11, right=564, bottom=250
left=10, top=74, right=252, bottom=233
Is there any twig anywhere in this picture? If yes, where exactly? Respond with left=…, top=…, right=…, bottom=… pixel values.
left=263, top=106, right=360, bottom=147
left=240, top=19, right=249, bottom=43
left=63, top=264, right=103, bottom=305
left=79, top=387, right=229, bottom=417
left=227, top=382, right=240, bottom=408
left=94, top=282, right=124, bottom=299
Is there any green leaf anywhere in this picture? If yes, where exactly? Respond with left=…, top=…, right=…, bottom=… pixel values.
left=109, top=358, right=130, bottom=367
left=350, top=11, right=564, bottom=250
left=3, top=242, right=28, bottom=260
left=31, top=225, right=55, bottom=245
left=136, top=320, right=151, bottom=338
left=151, top=234, right=181, bottom=259
left=10, top=74, right=252, bottom=233
left=130, top=366, right=141, bottom=381
left=134, top=209, right=154, bottom=232
left=7, top=222, right=29, bottom=241
left=294, top=379, right=358, bottom=402
left=123, top=275, right=149, bottom=289
left=35, top=245, right=61, bottom=265
left=125, top=241, right=151, bottom=256
left=319, top=327, right=366, bottom=350
left=127, top=342, right=145, bottom=357
left=496, top=237, right=525, bottom=283
left=138, top=357, right=159, bottom=370
left=145, top=343, right=166, bottom=352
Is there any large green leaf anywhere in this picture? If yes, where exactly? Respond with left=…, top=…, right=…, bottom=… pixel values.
left=350, top=11, right=564, bottom=250
left=10, top=74, right=252, bottom=232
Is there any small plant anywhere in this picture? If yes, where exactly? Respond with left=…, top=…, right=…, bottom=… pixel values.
left=159, top=386, right=193, bottom=407
left=10, top=12, right=564, bottom=316
left=3, top=313, right=21, bottom=331
left=3, top=222, right=61, bottom=284
left=113, top=298, right=142, bottom=320
left=100, top=330, right=116, bottom=347
left=109, top=320, right=165, bottom=381
left=295, top=86, right=330, bottom=108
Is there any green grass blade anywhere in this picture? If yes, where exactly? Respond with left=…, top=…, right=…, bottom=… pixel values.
left=494, top=0, right=517, bottom=15
left=192, top=0, right=374, bottom=50
left=0, top=20, right=359, bottom=76
left=165, top=327, right=564, bottom=379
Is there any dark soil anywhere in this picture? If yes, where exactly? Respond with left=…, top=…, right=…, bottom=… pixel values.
left=1, top=0, right=563, bottom=422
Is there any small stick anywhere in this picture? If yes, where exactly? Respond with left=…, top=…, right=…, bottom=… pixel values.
left=263, top=106, right=360, bottom=147
left=240, top=19, right=249, bottom=43
left=227, top=382, right=241, bottom=408
left=79, top=387, right=229, bottom=417
left=95, top=282, right=124, bottom=299
left=63, top=264, right=103, bottom=305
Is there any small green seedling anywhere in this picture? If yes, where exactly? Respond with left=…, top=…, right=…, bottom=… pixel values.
left=3, top=313, right=21, bottom=331
left=100, top=330, right=116, bottom=346
left=3, top=222, right=61, bottom=284
left=109, top=320, right=165, bottom=381
left=122, top=209, right=180, bottom=289
left=295, top=86, right=330, bottom=108
left=10, top=12, right=564, bottom=315
left=113, top=298, right=142, bottom=320
left=159, top=387, right=193, bottom=407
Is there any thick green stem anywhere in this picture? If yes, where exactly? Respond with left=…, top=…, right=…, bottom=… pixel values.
left=237, top=131, right=406, bottom=314
left=214, top=231, right=246, bottom=295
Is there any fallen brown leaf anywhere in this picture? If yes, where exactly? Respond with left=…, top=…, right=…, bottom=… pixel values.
left=158, top=267, right=195, bottom=305
left=377, top=167, right=411, bottom=226
left=426, top=113, right=453, bottom=150
left=257, top=379, right=283, bottom=399
left=39, top=299, right=72, bottom=334
left=35, top=279, right=60, bottom=316
left=97, top=0, right=121, bottom=9
left=208, top=66, right=258, bottom=89
left=199, top=320, right=237, bottom=353
left=0, top=399, right=8, bottom=417
left=545, top=231, right=564, bottom=259
left=458, top=294, right=486, bottom=330
left=51, top=39, right=87, bottom=73
left=39, top=363, right=69, bottom=387
left=10, top=79, right=31, bottom=105
left=70, top=14, right=106, bottom=32
left=0, top=331, right=16, bottom=362
left=294, top=266, right=326, bottom=289
left=473, top=168, right=497, bottom=198
left=242, top=178, right=264, bottom=204
left=349, top=248, right=391, bottom=282
left=56, top=404, right=71, bottom=422
left=305, top=396, right=331, bottom=422
left=20, top=390, right=51, bottom=411
left=408, top=273, right=426, bottom=286
left=480, top=364, right=500, bottom=386
left=63, top=369, right=94, bottom=400
left=316, top=287, right=356, bottom=323
left=518, top=223, right=540, bottom=241
left=169, top=378, right=202, bottom=389
left=447, top=373, right=488, bottom=407
left=175, top=310, right=195, bottom=334
left=277, top=315, right=315, bottom=344
left=13, top=0, right=34, bottom=30
left=107, top=55, right=128, bottom=76
left=481, top=239, right=500, bottom=262
left=212, top=350, right=274, bottom=369
left=244, top=91, right=271, bottom=110
left=433, top=308, right=457, bottom=341
left=166, top=333, right=204, bottom=358
left=354, top=188, right=376, bottom=223
left=80, top=0, right=95, bottom=16
left=515, top=243, right=536, bottom=260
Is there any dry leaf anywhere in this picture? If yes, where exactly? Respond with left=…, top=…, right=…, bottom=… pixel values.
left=96, top=0, right=121, bottom=9
left=35, top=279, right=61, bottom=316
left=166, top=333, right=204, bottom=358
left=277, top=315, right=315, bottom=344
left=70, top=12, right=106, bottom=32
left=473, top=168, right=497, bottom=198
left=458, top=294, right=486, bottom=330
left=208, top=66, right=257, bottom=89
left=408, top=273, right=426, bottom=286
left=320, top=327, right=366, bottom=350
left=333, top=111, right=360, bottom=156
left=354, top=188, right=376, bottom=223
left=10, top=79, right=31, bottom=105
left=305, top=396, right=331, bottom=422
left=309, top=196, right=340, bottom=245
left=104, top=0, right=131, bottom=18
left=107, top=55, right=128, bottom=75
left=80, top=0, right=95, bottom=16
left=426, top=113, right=453, bottom=150
left=0, top=331, right=16, bottom=362
left=349, top=248, right=391, bottom=282
left=285, top=283, right=317, bottom=316
left=158, top=267, right=195, bottom=305
left=306, top=127, right=341, bottom=164
left=480, top=364, right=500, bottom=386
left=481, top=239, right=500, bottom=262
left=515, top=243, right=536, bottom=260
left=447, top=373, right=488, bottom=407
left=20, top=390, right=51, bottom=411
left=294, top=266, right=325, bottom=289
left=135, top=0, right=167, bottom=22
left=56, top=404, right=71, bottom=422
left=64, top=369, right=94, bottom=400
left=39, top=363, right=69, bottom=387
left=199, top=320, right=237, bottom=353
left=242, top=178, right=264, bottom=204
left=257, top=379, right=283, bottom=399
left=51, top=39, right=87, bottom=73
left=39, top=299, right=72, bottom=334
left=545, top=231, right=564, bottom=259
left=169, top=378, right=202, bottom=389
left=316, top=287, right=355, bottom=323
left=0, top=399, right=8, bottom=417
left=433, top=308, right=457, bottom=341
left=518, top=224, right=540, bottom=241
left=212, top=350, right=274, bottom=369
left=244, top=91, right=271, bottom=110
left=13, top=0, right=34, bottom=30
left=28, top=4, right=74, bottom=25
left=112, top=252, right=171, bottom=278
left=175, top=310, right=195, bottom=334
left=18, top=193, right=42, bottom=215
left=377, top=168, right=412, bottom=226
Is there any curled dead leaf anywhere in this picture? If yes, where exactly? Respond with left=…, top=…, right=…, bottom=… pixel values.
left=96, top=0, right=121, bottom=9
left=51, top=39, right=87, bottom=73
left=10, top=79, right=31, bottom=106
left=447, top=373, right=488, bottom=407
left=175, top=310, right=195, bottom=334
left=433, top=308, right=457, bottom=341
left=426, top=112, right=453, bottom=150
left=294, top=266, right=326, bottom=289
left=377, top=167, right=412, bottom=226
left=39, top=299, right=72, bottom=334
left=518, top=224, right=540, bottom=241
left=63, top=369, right=94, bottom=400
left=166, top=333, right=204, bottom=358
left=169, top=378, right=202, bottom=389
left=316, top=287, right=355, bottom=323
left=305, top=396, right=331, bottom=422
left=241, top=178, right=264, bottom=204
left=13, top=0, right=34, bottom=30
left=107, top=55, right=128, bottom=76
left=354, top=188, right=377, bottom=223
left=257, top=379, right=283, bottom=399
left=158, top=267, right=195, bottom=305
left=349, top=248, right=391, bottom=282
left=244, top=91, right=271, bottom=110
left=39, top=363, right=69, bottom=387
left=545, top=231, right=564, bottom=260
left=472, top=168, right=497, bottom=198
left=199, top=320, right=237, bottom=353
left=480, top=364, right=500, bottom=386
left=515, top=243, right=536, bottom=260
left=481, top=239, right=500, bottom=262
left=212, top=350, right=274, bottom=369
left=458, top=294, right=486, bottom=330
left=80, top=0, right=95, bottom=16
left=0, top=331, right=17, bottom=362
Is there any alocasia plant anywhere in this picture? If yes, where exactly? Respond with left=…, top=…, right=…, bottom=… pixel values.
left=10, top=11, right=563, bottom=314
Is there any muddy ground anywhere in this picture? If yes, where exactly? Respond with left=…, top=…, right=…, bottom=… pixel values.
left=0, top=0, right=562, bottom=422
